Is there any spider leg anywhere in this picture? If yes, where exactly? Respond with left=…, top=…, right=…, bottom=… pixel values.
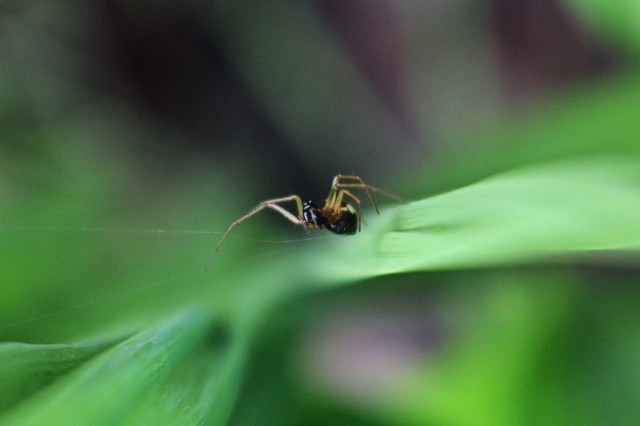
left=334, top=175, right=407, bottom=213
left=325, top=183, right=339, bottom=210
left=334, top=174, right=404, bottom=199
left=206, top=195, right=304, bottom=268
left=333, top=175, right=379, bottom=214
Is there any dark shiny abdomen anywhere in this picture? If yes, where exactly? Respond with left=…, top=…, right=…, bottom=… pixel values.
left=326, top=210, right=358, bottom=235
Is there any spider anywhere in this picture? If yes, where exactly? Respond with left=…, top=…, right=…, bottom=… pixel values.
left=207, top=174, right=403, bottom=266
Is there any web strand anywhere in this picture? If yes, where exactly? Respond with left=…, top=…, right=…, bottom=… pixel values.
left=0, top=225, right=326, bottom=333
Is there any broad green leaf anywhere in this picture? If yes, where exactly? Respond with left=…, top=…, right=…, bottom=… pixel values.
left=307, top=155, right=640, bottom=283
left=0, top=310, right=246, bottom=426
left=0, top=338, right=121, bottom=411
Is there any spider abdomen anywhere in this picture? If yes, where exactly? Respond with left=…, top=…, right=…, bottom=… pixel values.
left=321, top=207, right=358, bottom=235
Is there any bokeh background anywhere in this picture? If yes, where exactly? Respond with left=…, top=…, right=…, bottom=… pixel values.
left=2, top=0, right=640, bottom=424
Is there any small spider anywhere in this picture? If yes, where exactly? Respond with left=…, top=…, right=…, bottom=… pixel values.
left=208, top=174, right=403, bottom=265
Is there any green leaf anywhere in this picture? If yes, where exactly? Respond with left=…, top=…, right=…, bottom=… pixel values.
left=0, top=338, right=121, bottom=412
left=310, top=155, right=640, bottom=283
left=0, top=310, right=246, bottom=426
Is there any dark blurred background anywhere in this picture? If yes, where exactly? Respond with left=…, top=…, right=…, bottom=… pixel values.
left=2, top=0, right=618, bottom=191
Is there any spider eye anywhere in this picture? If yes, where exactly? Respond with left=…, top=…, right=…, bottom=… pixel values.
left=303, top=201, right=317, bottom=210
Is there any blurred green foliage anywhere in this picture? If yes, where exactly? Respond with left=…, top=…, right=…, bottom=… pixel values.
left=563, top=0, right=640, bottom=54
left=2, top=1, right=640, bottom=425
